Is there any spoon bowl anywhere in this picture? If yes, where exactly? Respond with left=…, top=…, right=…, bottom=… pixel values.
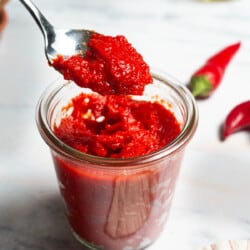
left=19, top=0, right=96, bottom=63
left=45, top=28, right=94, bottom=63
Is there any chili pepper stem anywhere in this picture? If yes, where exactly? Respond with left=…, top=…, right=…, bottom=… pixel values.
left=190, top=75, right=213, bottom=97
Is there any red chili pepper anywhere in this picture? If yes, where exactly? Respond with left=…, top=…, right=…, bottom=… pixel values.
left=222, top=100, right=250, bottom=140
left=190, top=42, right=241, bottom=98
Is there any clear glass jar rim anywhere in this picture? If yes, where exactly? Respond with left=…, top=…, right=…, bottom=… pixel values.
left=36, top=72, right=198, bottom=167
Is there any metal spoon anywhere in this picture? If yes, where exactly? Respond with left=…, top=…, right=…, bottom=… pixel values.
left=19, top=0, right=95, bottom=63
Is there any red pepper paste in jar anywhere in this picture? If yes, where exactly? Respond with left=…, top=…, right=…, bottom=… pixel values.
left=52, top=92, right=182, bottom=249
left=54, top=93, right=181, bottom=158
left=52, top=34, right=153, bottom=95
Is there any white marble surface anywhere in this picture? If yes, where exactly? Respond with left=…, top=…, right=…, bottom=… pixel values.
left=0, top=0, right=250, bottom=249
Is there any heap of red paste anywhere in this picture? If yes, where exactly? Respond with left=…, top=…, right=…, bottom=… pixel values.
left=52, top=34, right=181, bottom=158
left=53, top=34, right=153, bottom=95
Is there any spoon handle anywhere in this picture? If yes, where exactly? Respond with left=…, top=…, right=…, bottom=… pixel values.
left=19, top=0, right=54, bottom=40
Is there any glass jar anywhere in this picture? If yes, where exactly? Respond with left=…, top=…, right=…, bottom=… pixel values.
left=36, top=72, right=198, bottom=250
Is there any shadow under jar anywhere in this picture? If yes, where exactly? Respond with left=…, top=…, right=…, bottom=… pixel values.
left=36, top=72, right=198, bottom=250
